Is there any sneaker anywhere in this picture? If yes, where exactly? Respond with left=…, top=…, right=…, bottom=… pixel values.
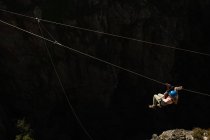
left=157, top=104, right=162, bottom=108
left=149, top=105, right=155, bottom=109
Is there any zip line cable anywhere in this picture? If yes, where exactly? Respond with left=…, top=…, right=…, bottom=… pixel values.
left=37, top=20, right=94, bottom=140
left=183, top=88, right=210, bottom=97
left=0, top=19, right=165, bottom=85
left=39, top=20, right=210, bottom=57
left=0, top=19, right=209, bottom=98
left=0, top=8, right=210, bottom=57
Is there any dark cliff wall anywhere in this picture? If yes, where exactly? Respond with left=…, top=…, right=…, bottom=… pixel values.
left=0, top=0, right=210, bottom=140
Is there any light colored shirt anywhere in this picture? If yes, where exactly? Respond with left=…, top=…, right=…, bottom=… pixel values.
left=161, top=85, right=182, bottom=105
left=162, top=96, right=174, bottom=104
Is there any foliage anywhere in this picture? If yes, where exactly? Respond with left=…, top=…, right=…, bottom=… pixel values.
left=15, top=118, right=34, bottom=140
left=192, top=127, right=205, bottom=140
left=207, top=129, right=210, bottom=140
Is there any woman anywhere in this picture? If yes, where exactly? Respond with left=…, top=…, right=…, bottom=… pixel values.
left=149, top=83, right=183, bottom=109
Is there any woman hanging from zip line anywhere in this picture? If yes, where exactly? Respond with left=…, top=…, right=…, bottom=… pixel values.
left=149, top=83, right=183, bottom=109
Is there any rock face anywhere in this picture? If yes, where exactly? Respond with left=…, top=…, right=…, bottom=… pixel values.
left=151, top=129, right=193, bottom=140
left=151, top=129, right=209, bottom=140
left=0, top=0, right=210, bottom=140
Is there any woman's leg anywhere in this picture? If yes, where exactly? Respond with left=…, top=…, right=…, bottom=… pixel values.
left=149, top=93, right=164, bottom=108
left=157, top=93, right=164, bottom=98
left=149, top=94, right=159, bottom=108
left=153, top=94, right=161, bottom=106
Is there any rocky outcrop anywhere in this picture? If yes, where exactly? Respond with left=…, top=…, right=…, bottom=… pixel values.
left=151, top=129, right=209, bottom=140
left=152, top=129, right=193, bottom=140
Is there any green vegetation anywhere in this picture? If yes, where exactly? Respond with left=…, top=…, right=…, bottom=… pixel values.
left=15, top=118, right=34, bottom=140
left=207, top=129, right=210, bottom=140
left=192, top=127, right=205, bottom=140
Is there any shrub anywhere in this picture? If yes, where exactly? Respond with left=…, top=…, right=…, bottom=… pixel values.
left=192, top=127, right=205, bottom=140
left=207, top=129, right=210, bottom=140
left=15, top=118, right=34, bottom=140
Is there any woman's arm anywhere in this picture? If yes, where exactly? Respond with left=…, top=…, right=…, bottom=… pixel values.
left=174, top=86, right=183, bottom=91
left=165, top=83, right=171, bottom=90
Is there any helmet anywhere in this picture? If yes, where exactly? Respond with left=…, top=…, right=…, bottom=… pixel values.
left=169, top=90, right=177, bottom=97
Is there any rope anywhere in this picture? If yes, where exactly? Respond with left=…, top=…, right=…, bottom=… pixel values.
left=40, top=20, right=210, bottom=57
left=0, top=8, right=210, bottom=57
left=37, top=20, right=94, bottom=140
left=41, top=20, right=210, bottom=99
left=0, top=8, right=35, bottom=20
left=0, top=19, right=209, bottom=97
left=0, top=19, right=165, bottom=85
left=183, top=88, right=210, bottom=97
